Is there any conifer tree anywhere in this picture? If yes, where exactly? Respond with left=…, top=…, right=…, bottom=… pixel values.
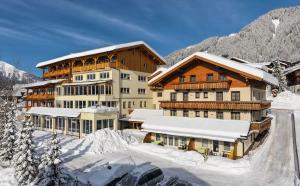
left=0, top=102, right=17, bottom=163
left=14, top=121, right=38, bottom=185
left=272, top=59, right=288, bottom=92
left=34, top=132, right=68, bottom=186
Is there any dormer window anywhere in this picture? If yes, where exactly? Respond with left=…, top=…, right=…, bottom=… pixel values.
left=207, top=73, right=213, bottom=81
left=179, top=76, right=185, bottom=83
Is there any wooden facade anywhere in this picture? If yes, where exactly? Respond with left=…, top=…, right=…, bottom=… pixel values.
left=250, top=117, right=272, bottom=134
left=173, top=80, right=232, bottom=91
left=160, top=101, right=271, bottom=111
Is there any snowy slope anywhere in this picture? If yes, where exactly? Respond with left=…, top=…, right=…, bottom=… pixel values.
left=0, top=61, right=39, bottom=86
left=166, top=7, right=300, bottom=65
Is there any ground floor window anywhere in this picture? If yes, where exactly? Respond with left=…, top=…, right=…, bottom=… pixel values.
left=224, top=141, right=230, bottom=151
left=202, top=139, right=208, bottom=148
left=68, top=119, right=80, bottom=133
left=213, top=140, right=219, bottom=152
left=96, top=119, right=114, bottom=130
left=156, top=133, right=161, bottom=141
left=45, top=116, right=52, bottom=129
left=33, top=115, right=41, bottom=128
left=83, top=120, right=93, bottom=134
left=56, top=117, right=65, bottom=130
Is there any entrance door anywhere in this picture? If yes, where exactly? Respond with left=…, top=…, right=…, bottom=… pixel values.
left=213, top=140, right=219, bottom=152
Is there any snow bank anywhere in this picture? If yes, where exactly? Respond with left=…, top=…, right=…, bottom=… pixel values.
left=0, top=167, right=17, bottom=186
left=68, top=129, right=138, bottom=155
left=271, top=91, right=300, bottom=110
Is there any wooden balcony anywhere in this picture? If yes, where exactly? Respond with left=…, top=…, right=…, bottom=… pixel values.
left=250, top=117, right=272, bottom=133
left=159, top=101, right=271, bottom=111
left=73, top=62, right=117, bottom=73
left=43, top=68, right=70, bottom=78
left=25, top=94, right=55, bottom=100
left=173, top=80, right=231, bottom=90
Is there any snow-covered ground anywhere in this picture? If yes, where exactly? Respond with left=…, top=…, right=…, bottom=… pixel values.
left=0, top=167, right=17, bottom=186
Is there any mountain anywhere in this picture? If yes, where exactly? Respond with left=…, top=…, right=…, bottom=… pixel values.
left=0, top=61, right=39, bottom=88
left=166, top=7, right=300, bottom=66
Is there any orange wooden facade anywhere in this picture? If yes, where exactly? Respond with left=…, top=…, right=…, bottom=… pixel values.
left=173, top=80, right=232, bottom=91
left=41, top=46, right=163, bottom=80
left=159, top=101, right=271, bottom=111
left=250, top=117, right=272, bottom=133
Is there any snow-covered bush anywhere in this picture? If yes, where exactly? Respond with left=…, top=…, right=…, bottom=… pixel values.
left=0, top=102, right=17, bottom=163
left=34, top=132, right=68, bottom=186
left=14, top=120, right=39, bottom=185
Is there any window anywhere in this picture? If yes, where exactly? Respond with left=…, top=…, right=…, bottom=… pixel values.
left=217, top=112, right=224, bottom=119
left=56, top=87, right=61, bottom=96
left=140, top=101, right=143, bottom=108
left=120, top=88, right=130, bottom=94
left=195, top=111, right=200, bottom=117
left=64, top=101, right=73, bottom=108
left=170, top=110, right=177, bottom=116
left=100, top=71, right=110, bottom=79
left=170, top=93, right=177, bottom=101
left=216, top=92, right=223, bottom=101
left=97, top=119, right=114, bottom=130
left=88, top=101, right=98, bottom=107
left=128, top=101, right=131, bottom=108
left=68, top=119, right=80, bottom=133
left=121, top=73, right=130, bottom=80
left=219, top=73, right=226, bottom=80
left=231, top=91, right=240, bottom=101
left=231, top=112, right=240, bottom=120
left=143, top=63, right=147, bottom=69
left=138, top=88, right=146, bottom=94
left=121, top=58, right=125, bottom=65
left=190, top=75, right=196, bottom=82
left=156, top=134, right=161, bottom=141
left=83, top=120, right=93, bottom=134
left=183, top=92, right=188, bottom=101
left=144, top=101, right=147, bottom=107
left=183, top=110, right=189, bottom=117
left=56, top=117, right=64, bottom=130
left=157, top=92, right=162, bottom=97
left=75, top=75, right=83, bottom=81
left=45, top=116, right=52, bottom=129
left=207, top=73, right=213, bottom=81
left=87, top=74, right=96, bottom=80
left=204, top=92, right=208, bottom=98
left=175, top=137, right=179, bottom=146
left=181, top=137, right=186, bottom=145
left=202, top=139, right=208, bottom=147
left=105, top=85, right=112, bottom=95
left=163, top=135, right=167, bottom=145
left=224, top=142, right=230, bottom=151
left=168, top=136, right=174, bottom=146
left=123, top=101, right=126, bottom=109
left=204, top=111, right=208, bottom=118
left=179, top=76, right=185, bottom=83
left=195, top=92, right=200, bottom=98
left=138, top=75, right=147, bottom=82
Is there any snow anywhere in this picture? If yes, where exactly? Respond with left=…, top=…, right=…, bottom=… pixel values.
left=0, top=167, right=17, bottom=186
left=80, top=105, right=118, bottom=113
left=0, top=61, right=26, bottom=81
left=36, top=41, right=166, bottom=68
left=149, top=52, right=279, bottom=86
left=283, top=63, right=300, bottom=75
left=27, top=107, right=81, bottom=117
left=228, top=33, right=236, bottom=37
left=272, top=19, right=280, bottom=38
left=271, top=91, right=300, bottom=110
left=23, top=79, right=65, bottom=88
left=128, top=109, right=250, bottom=142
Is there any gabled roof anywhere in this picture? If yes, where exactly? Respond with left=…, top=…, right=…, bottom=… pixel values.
left=149, top=52, right=278, bottom=86
left=23, top=79, right=65, bottom=88
left=127, top=109, right=250, bottom=142
left=36, top=41, right=166, bottom=68
left=283, top=63, right=300, bottom=75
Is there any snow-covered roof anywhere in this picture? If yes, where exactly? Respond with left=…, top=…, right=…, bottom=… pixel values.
left=149, top=52, right=279, bottom=86
left=36, top=41, right=166, bottom=68
left=80, top=106, right=118, bottom=113
left=61, top=80, right=109, bottom=86
left=23, top=79, right=65, bottom=88
left=128, top=109, right=250, bottom=142
left=283, top=64, right=300, bottom=75
left=27, top=107, right=81, bottom=117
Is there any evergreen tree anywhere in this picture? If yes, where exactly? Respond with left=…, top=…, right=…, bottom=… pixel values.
left=272, top=59, right=288, bottom=92
left=14, top=121, right=38, bottom=185
left=34, top=132, right=68, bottom=186
left=0, top=102, right=17, bottom=163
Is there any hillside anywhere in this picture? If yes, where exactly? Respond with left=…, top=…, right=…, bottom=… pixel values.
left=166, top=7, right=300, bottom=66
left=0, top=61, right=39, bottom=88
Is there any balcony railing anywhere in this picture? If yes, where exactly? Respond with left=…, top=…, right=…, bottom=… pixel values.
left=25, top=94, right=55, bottom=100
left=73, top=62, right=117, bottom=73
left=250, top=117, right=272, bottom=133
left=43, top=68, right=70, bottom=78
left=159, top=101, right=271, bottom=111
left=173, top=80, right=231, bottom=90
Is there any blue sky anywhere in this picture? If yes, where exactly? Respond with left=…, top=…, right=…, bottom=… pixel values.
left=0, top=0, right=298, bottom=76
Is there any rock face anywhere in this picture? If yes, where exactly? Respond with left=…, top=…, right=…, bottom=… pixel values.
left=166, top=7, right=300, bottom=66
left=0, top=61, right=39, bottom=88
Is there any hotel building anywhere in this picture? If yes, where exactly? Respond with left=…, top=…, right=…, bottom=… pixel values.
left=25, top=41, right=166, bottom=137
left=125, top=52, right=278, bottom=158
